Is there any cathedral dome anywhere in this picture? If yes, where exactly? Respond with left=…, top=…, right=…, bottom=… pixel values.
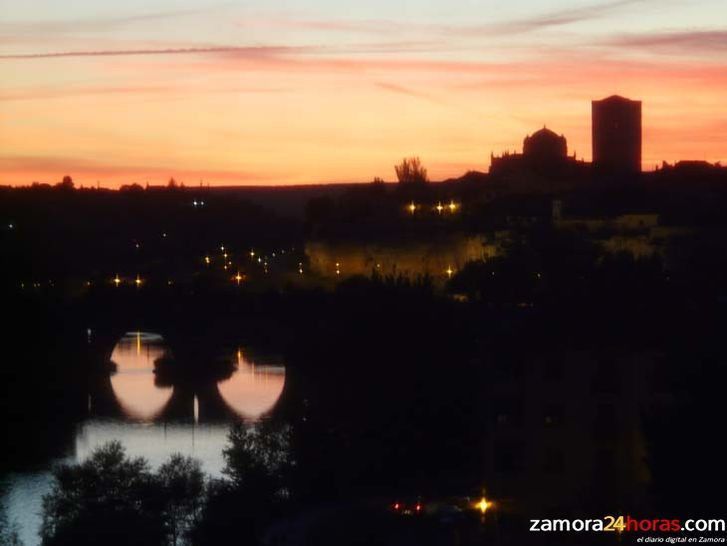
left=523, top=127, right=568, bottom=160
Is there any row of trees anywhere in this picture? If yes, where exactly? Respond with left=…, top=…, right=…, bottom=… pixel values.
left=39, top=422, right=293, bottom=546
left=34, top=158, right=429, bottom=191
left=23, top=176, right=191, bottom=192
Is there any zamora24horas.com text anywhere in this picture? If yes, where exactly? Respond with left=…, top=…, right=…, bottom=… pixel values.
left=530, top=516, right=726, bottom=537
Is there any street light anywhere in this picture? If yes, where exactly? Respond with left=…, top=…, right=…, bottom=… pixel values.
left=475, top=497, right=490, bottom=514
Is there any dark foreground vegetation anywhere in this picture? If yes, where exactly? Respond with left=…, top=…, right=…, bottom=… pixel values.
left=39, top=422, right=293, bottom=546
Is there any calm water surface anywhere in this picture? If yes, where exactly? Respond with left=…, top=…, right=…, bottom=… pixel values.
left=1, top=332, right=285, bottom=546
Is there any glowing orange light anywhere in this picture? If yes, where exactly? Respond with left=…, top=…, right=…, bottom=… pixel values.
left=234, top=272, right=243, bottom=285
left=408, top=202, right=416, bottom=214
left=446, top=266, right=454, bottom=278
left=113, top=275, right=121, bottom=287
left=448, top=200, right=458, bottom=212
left=436, top=202, right=444, bottom=214
left=204, top=256, right=211, bottom=265
left=134, top=275, right=142, bottom=287
left=474, top=497, right=490, bottom=514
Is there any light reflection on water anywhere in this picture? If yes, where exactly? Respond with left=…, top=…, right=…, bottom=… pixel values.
left=110, top=332, right=172, bottom=420
left=1, top=332, right=286, bottom=546
left=219, top=348, right=286, bottom=420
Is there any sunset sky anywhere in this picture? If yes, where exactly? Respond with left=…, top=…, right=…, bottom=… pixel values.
left=1, top=0, right=726, bottom=186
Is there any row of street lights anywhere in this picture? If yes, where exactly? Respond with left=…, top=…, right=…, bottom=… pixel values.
left=408, top=200, right=459, bottom=215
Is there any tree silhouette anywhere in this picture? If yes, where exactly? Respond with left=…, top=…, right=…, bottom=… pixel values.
left=222, top=421, right=294, bottom=504
left=157, top=455, right=205, bottom=546
left=394, top=157, right=428, bottom=184
left=41, top=443, right=206, bottom=546
left=56, top=175, right=74, bottom=190
left=191, top=422, right=295, bottom=545
left=41, top=442, right=165, bottom=546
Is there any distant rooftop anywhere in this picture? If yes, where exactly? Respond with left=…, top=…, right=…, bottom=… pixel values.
left=594, top=94, right=641, bottom=104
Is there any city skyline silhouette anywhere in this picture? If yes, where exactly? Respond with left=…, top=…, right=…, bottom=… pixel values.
left=1, top=0, right=726, bottom=187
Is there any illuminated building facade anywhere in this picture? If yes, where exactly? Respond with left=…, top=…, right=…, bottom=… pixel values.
left=305, top=234, right=502, bottom=283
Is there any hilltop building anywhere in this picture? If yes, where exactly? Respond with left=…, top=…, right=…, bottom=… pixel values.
left=656, top=160, right=727, bottom=176
left=489, top=127, right=590, bottom=182
left=592, top=95, right=642, bottom=174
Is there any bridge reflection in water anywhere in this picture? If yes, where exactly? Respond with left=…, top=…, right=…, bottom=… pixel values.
left=82, top=331, right=287, bottom=475
left=109, top=332, right=172, bottom=420
left=3, top=331, right=289, bottom=546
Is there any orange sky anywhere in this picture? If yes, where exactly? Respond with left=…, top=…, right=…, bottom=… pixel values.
left=1, top=0, right=726, bottom=187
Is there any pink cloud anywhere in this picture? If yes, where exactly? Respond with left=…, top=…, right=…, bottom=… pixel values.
left=0, top=45, right=307, bottom=60
left=602, top=30, right=727, bottom=56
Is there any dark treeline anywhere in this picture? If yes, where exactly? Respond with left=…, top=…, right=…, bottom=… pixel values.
left=0, top=182, right=301, bottom=285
